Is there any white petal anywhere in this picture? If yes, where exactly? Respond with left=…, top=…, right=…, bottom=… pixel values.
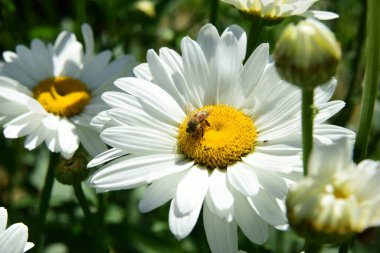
left=0, top=223, right=28, bottom=253
left=0, top=207, right=8, bottom=232
left=4, top=112, right=42, bottom=138
left=206, top=169, right=234, bottom=222
left=76, top=125, right=107, bottom=157
left=227, top=162, right=259, bottom=196
left=115, top=77, right=185, bottom=124
left=181, top=37, right=210, bottom=108
left=57, top=119, right=79, bottom=159
left=100, top=126, right=177, bottom=155
left=88, top=154, right=192, bottom=192
left=139, top=172, right=187, bottom=213
left=203, top=204, right=238, bottom=253
left=87, top=148, right=127, bottom=168
left=239, top=43, right=269, bottom=96
left=222, top=25, right=247, bottom=61
left=169, top=197, right=203, bottom=239
left=174, top=165, right=209, bottom=215
left=308, top=137, right=353, bottom=177
left=81, top=23, right=94, bottom=64
left=249, top=190, right=287, bottom=227
left=197, top=24, right=220, bottom=63
left=233, top=189, right=268, bottom=244
left=302, top=10, right=339, bottom=20
left=147, top=50, right=187, bottom=109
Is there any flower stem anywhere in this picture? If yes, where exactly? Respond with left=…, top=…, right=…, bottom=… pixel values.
left=247, top=17, right=265, bottom=58
left=302, top=88, right=314, bottom=175
left=338, top=242, right=350, bottom=253
left=209, top=0, right=219, bottom=24
left=73, top=182, right=105, bottom=253
left=304, top=241, right=322, bottom=253
left=34, top=152, right=60, bottom=253
left=354, top=0, right=380, bottom=162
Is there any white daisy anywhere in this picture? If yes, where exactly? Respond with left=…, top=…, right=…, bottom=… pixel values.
left=287, top=138, right=380, bottom=244
left=0, top=24, right=135, bottom=159
left=88, top=24, right=354, bottom=252
left=220, top=0, right=339, bottom=21
left=0, top=207, right=34, bottom=253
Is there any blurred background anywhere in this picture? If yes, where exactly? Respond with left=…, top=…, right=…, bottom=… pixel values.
left=1, top=0, right=379, bottom=252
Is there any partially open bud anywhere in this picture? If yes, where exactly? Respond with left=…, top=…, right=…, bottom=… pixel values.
left=286, top=138, right=380, bottom=245
left=55, top=152, right=88, bottom=185
left=274, top=18, right=341, bottom=89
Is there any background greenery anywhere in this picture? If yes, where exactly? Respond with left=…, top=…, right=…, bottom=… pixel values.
left=0, top=0, right=379, bottom=252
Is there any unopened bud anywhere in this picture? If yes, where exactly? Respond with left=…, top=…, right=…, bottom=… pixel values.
left=274, top=18, right=341, bottom=89
left=55, top=152, right=88, bottom=185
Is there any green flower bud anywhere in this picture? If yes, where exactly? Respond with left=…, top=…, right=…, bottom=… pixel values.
left=274, top=18, right=341, bottom=89
left=55, top=152, right=88, bottom=185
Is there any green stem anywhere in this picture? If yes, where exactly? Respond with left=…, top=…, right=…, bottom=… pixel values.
left=76, top=0, right=86, bottom=28
left=338, top=243, right=350, bottom=253
left=332, top=0, right=366, bottom=126
left=302, top=88, right=314, bottom=175
left=353, top=0, right=380, bottom=162
left=209, top=0, right=219, bottom=24
left=73, top=182, right=104, bottom=253
left=246, top=17, right=265, bottom=58
left=34, top=152, right=60, bottom=253
left=304, top=241, right=322, bottom=253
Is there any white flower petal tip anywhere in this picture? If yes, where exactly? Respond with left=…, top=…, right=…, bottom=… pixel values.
left=0, top=207, right=33, bottom=252
left=303, top=10, right=340, bottom=20
left=86, top=23, right=354, bottom=252
left=0, top=24, right=134, bottom=158
left=219, top=0, right=338, bottom=20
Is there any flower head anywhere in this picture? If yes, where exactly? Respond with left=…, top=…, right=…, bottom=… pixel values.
left=274, top=18, right=341, bottom=89
left=0, top=24, right=135, bottom=159
left=220, top=0, right=339, bottom=22
left=88, top=24, right=354, bottom=252
left=286, top=138, right=380, bottom=244
left=0, top=207, right=34, bottom=253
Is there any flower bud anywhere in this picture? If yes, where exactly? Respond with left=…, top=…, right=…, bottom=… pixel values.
left=274, top=18, right=341, bottom=89
left=55, top=152, right=89, bottom=185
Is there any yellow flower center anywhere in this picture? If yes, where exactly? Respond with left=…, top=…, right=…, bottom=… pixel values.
left=33, top=76, right=90, bottom=117
left=177, top=105, right=257, bottom=169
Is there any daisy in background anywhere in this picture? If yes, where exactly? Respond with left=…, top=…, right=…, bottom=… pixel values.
left=220, top=0, right=339, bottom=21
left=287, top=138, right=380, bottom=244
left=0, top=207, right=34, bottom=253
left=88, top=24, right=354, bottom=252
left=0, top=24, right=135, bottom=159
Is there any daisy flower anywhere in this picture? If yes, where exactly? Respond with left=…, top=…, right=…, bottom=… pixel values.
left=287, top=138, right=380, bottom=244
left=0, top=24, right=135, bottom=159
left=220, top=0, right=339, bottom=21
left=0, top=207, right=34, bottom=253
left=88, top=24, right=354, bottom=252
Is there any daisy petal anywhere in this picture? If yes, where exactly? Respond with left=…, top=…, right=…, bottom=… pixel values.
left=203, top=204, right=238, bottom=253
left=169, top=197, right=203, bottom=239
left=174, top=165, right=209, bottom=215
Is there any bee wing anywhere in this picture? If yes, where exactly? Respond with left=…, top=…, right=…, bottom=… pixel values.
left=185, top=103, right=196, bottom=115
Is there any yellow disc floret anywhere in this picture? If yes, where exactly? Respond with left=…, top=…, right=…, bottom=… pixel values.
left=178, top=105, right=257, bottom=169
left=33, top=76, right=90, bottom=117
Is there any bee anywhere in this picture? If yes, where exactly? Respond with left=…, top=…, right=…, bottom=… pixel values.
left=186, top=110, right=210, bottom=137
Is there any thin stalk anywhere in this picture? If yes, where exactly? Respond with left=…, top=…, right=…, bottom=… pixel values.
left=304, top=241, right=322, bottom=253
left=338, top=243, right=350, bottom=253
left=34, top=152, right=60, bottom=253
left=247, top=18, right=265, bottom=58
left=76, top=0, right=86, bottom=28
left=353, top=0, right=380, bottom=162
left=332, top=0, right=366, bottom=126
left=302, top=88, right=314, bottom=175
left=209, top=0, right=219, bottom=24
left=73, top=182, right=104, bottom=253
